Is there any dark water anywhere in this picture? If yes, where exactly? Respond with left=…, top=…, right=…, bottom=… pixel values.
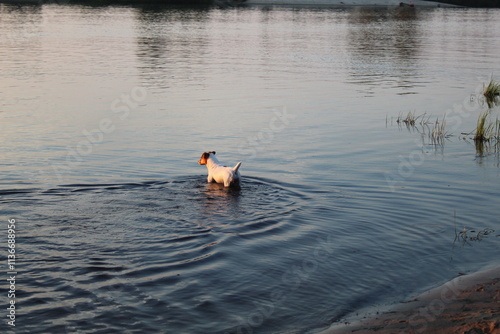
left=1, top=3, right=500, bottom=334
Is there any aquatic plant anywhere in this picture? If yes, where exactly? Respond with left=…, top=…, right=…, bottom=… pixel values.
left=473, top=112, right=499, bottom=142
left=483, top=78, right=500, bottom=101
left=396, top=111, right=417, bottom=127
left=395, top=111, right=434, bottom=131
left=395, top=111, right=437, bottom=128
left=393, top=112, right=449, bottom=146
left=455, top=226, right=496, bottom=246
left=459, top=111, right=500, bottom=156
left=430, top=115, right=448, bottom=145
left=453, top=211, right=497, bottom=247
left=482, top=78, right=500, bottom=108
left=474, top=112, right=490, bottom=141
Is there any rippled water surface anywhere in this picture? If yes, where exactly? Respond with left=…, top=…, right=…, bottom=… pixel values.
left=1, top=3, right=500, bottom=333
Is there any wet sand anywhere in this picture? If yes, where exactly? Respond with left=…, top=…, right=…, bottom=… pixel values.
left=321, top=265, right=500, bottom=334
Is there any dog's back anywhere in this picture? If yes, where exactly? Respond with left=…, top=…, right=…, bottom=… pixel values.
left=227, top=162, right=242, bottom=187
left=198, top=151, right=242, bottom=188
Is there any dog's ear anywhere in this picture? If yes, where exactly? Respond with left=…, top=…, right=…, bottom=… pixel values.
left=209, top=151, right=216, bottom=155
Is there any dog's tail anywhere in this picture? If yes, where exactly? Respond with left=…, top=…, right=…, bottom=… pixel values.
left=233, top=162, right=242, bottom=172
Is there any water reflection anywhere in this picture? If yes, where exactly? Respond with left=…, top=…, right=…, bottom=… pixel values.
left=346, top=7, right=423, bottom=95
left=0, top=4, right=43, bottom=76
left=200, top=182, right=242, bottom=228
left=474, top=140, right=500, bottom=164
left=0, top=3, right=42, bottom=27
left=484, top=94, right=500, bottom=109
left=2, top=5, right=500, bottom=333
left=134, top=8, right=210, bottom=91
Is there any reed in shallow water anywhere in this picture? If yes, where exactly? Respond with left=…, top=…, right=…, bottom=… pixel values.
left=396, top=111, right=417, bottom=127
left=430, top=115, right=448, bottom=145
left=473, top=111, right=500, bottom=142
left=483, top=78, right=500, bottom=105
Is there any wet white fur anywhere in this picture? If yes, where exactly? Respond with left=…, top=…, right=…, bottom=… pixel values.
left=198, top=152, right=241, bottom=187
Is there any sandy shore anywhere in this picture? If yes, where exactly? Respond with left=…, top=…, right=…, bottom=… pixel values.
left=320, top=265, right=500, bottom=334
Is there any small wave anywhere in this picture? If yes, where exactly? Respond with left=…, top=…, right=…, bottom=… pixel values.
left=11, top=174, right=315, bottom=333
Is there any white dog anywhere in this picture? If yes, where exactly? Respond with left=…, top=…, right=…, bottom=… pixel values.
left=198, top=151, right=242, bottom=187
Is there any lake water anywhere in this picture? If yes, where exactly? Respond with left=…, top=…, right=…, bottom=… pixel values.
left=1, top=3, right=500, bottom=333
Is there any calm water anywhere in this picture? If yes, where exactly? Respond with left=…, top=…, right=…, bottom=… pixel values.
left=1, top=3, right=500, bottom=333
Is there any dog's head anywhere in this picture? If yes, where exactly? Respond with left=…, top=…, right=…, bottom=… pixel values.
left=198, top=151, right=216, bottom=165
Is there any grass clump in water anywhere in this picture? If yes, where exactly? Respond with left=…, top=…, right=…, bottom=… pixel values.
left=396, top=111, right=417, bottom=126
left=395, top=111, right=430, bottom=128
left=454, top=226, right=496, bottom=246
left=472, top=112, right=500, bottom=156
left=430, top=115, right=448, bottom=145
left=483, top=78, right=500, bottom=108
left=483, top=78, right=500, bottom=101
left=473, top=111, right=500, bottom=142
left=391, top=112, right=449, bottom=146
left=474, top=112, right=490, bottom=142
